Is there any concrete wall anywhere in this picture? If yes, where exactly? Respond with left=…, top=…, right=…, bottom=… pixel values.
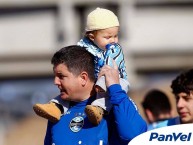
left=0, top=0, right=192, bottom=79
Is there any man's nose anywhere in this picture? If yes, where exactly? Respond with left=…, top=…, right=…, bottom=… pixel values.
left=54, top=77, right=60, bottom=85
left=177, top=98, right=185, bottom=108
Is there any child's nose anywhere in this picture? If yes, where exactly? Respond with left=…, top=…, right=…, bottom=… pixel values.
left=110, top=38, right=115, bottom=43
left=110, top=37, right=118, bottom=43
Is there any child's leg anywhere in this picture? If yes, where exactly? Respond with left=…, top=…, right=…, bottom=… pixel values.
left=51, top=95, right=70, bottom=114
left=85, top=94, right=110, bottom=125
left=85, top=76, right=110, bottom=125
left=91, top=94, right=112, bottom=111
left=85, top=77, right=130, bottom=125
left=33, top=95, right=69, bottom=123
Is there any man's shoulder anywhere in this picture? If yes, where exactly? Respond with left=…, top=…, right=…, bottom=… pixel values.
left=148, top=116, right=180, bottom=130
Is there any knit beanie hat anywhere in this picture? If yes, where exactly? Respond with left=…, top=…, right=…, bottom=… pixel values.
left=85, top=7, right=119, bottom=31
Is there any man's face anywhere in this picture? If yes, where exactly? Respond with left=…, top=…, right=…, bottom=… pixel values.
left=176, top=91, right=193, bottom=123
left=53, top=63, right=83, bottom=101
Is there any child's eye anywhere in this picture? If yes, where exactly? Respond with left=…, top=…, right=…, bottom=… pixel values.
left=104, top=36, right=110, bottom=39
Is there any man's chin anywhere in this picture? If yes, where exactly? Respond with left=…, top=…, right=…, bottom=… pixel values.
left=60, top=94, right=69, bottom=100
left=180, top=117, right=192, bottom=124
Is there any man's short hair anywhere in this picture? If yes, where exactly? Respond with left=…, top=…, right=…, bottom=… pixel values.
left=142, top=89, right=171, bottom=119
left=51, top=45, right=95, bottom=82
left=171, top=69, right=193, bottom=95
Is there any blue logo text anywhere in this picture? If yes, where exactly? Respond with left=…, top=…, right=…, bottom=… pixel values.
left=149, top=132, right=192, bottom=141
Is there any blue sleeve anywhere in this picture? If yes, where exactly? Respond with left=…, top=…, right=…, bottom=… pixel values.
left=44, top=121, right=52, bottom=145
left=108, top=84, right=147, bottom=141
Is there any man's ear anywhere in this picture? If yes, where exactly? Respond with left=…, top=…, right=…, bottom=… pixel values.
left=145, top=109, right=155, bottom=123
left=88, top=33, right=95, bottom=41
left=80, top=71, right=88, bottom=86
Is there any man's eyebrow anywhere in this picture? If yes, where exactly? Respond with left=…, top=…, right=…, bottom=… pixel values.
left=55, top=72, right=62, bottom=75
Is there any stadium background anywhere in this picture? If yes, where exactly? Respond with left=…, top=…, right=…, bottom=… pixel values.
left=0, top=0, right=193, bottom=144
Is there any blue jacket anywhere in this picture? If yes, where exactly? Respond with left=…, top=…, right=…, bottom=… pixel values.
left=77, top=37, right=128, bottom=79
left=44, top=84, right=147, bottom=145
left=147, top=117, right=181, bottom=131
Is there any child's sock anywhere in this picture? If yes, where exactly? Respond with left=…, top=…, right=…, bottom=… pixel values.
left=85, top=105, right=104, bottom=125
left=33, top=102, right=63, bottom=123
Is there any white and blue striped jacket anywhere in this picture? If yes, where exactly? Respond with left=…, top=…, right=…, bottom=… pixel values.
left=77, top=37, right=128, bottom=80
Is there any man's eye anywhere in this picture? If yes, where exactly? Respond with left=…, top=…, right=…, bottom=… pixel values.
left=185, top=97, right=192, bottom=101
left=58, top=74, right=64, bottom=79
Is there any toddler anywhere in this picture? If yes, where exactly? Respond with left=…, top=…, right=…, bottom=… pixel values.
left=33, top=7, right=131, bottom=125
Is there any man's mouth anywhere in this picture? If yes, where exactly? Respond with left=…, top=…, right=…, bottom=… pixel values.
left=59, top=88, right=66, bottom=93
left=60, top=89, right=65, bottom=93
left=179, top=112, right=188, bottom=117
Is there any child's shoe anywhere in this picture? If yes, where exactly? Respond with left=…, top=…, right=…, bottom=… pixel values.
left=85, top=105, right=104, bottom=125
left=33, top=102, right=61, bottom=123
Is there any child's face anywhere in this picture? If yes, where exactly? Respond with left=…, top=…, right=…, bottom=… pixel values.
left=90, top=27, right=119, bottom=51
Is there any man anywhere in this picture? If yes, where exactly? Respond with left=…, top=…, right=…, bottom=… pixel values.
left=148, top=69, right=193, bottom=130
left=142, top=89, right=172, bottom=130
left=44, top=45, right=147, bottom=145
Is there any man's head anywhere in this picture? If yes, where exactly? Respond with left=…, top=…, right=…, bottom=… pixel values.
left=171, top=69, right=193, bottom=124
left=142, top=89, right=172, bottom=123
left=85, top=7, right=119, bottom=50
left=51, top=45, right=95, bottom=101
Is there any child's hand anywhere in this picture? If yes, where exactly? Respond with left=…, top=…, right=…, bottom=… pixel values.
left=98, top=59, right=119, bottom=88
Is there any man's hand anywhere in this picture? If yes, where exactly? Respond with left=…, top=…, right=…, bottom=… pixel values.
left=98, top=59, right=119, bottom=88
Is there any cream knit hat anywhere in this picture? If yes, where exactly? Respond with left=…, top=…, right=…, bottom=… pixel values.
left=85, top=7, right=119, bottom=31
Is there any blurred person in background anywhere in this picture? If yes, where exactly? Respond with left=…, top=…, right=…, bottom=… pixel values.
left=147, top=68, right=193, bottom=130
left=33, top=7, right=133, bottom=126
left=141, top=89, right=173, bottom=130
left=43, top=45, right=147, bottom=145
